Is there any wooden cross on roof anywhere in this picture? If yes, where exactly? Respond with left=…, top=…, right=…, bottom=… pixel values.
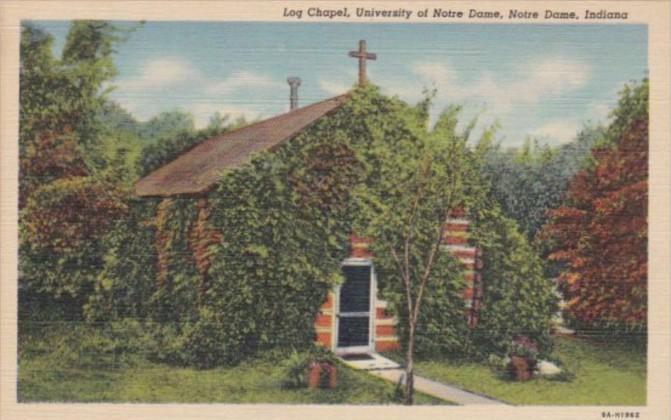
left=349, top=40, right=376, bottom=86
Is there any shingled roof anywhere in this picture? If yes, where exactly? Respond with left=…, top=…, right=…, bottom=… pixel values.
left=135, top=94, right=349, bottom=197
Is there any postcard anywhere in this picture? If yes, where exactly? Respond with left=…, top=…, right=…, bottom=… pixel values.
left=1, top=1, right=669, bottom=419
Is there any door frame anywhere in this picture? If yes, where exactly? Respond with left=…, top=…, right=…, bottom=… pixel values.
left=333, top=258, right=376, bottom=355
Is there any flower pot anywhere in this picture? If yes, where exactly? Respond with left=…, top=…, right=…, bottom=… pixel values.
left=307, top=361, right=337, bottom=389
left=320, top=362, right=337, bottom=389
left=510, top=355, right=532, bottom=381
left=307, top=362, right=322, bottom=389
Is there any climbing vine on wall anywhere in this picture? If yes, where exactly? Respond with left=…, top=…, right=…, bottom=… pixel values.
left=187, top=198, right=223, bottom=300
left=86, top=85, right=557, bottom=367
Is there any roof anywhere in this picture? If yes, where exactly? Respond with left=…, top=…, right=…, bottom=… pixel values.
left=135, top=94, right=349, bottom=197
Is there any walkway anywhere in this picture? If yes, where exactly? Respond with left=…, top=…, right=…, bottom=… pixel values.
left=368, top=368, right=505, bottom=405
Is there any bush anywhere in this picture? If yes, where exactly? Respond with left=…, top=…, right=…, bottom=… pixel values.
left=470, top=204, right=557, bottom=359
left=181, top=308, right=246, bottom=368
left=279, top=350, right=311, bottom=389
left=278, top=347, right=337, bottom=389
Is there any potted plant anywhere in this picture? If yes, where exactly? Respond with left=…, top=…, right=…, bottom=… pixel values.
left=280, top=348, right=337, bottom=389
left=507, top=335, right=538, bottom=381
left=307, top=360, right=337, bottom=389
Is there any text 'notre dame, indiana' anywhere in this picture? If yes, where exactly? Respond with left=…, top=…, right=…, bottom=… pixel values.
left=281, top=7, right=629, bottom=21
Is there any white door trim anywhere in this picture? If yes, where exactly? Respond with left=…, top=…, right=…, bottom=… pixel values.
left=334, top=258, right=376, bottom=355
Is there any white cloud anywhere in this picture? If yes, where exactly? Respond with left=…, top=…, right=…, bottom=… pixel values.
left=116, top=57, right=199, bottom=91
left=319, top=79, right=351, bottom=96
left=588, top=102, right=612, bottom=123
left=206, top=71, right=282, bottom=95
left=112, top=55, right=282, bottom=126
left=318, top=68, right=359, bottom=96
left=584, top=80, right=633, bottom=125
left=389, top=56, right=591, bottom=117
left=413, top=62, right=457, bottom=86
left=364, top=56, right=592, bottom=143
left=531, top=119, right=581, bottom=145
left=509, top=57, right=590, bottom=104
left=117, top=57, right=280, bottom=95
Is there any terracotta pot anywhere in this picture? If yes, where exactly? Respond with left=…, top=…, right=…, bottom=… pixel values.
left=510, top=355, right=531, bottom=381
left=307, top=362, right=322, bottom=389
left=307, top=361, right=337, bottom=389
left=320, top=362, right=337, bottom=389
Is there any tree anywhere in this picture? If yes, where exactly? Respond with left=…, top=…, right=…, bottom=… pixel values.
left=135, top=110, right=195, bottom=142
left=361, top=105, right=483, bottom=404
left=541, top=79, right=648, bottom=332
left=19, top=21, right=129, bottom=312
left=481, top=127, right=603, bottom=239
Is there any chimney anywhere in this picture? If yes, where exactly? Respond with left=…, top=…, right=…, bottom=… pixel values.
left=287, top=77, right=301, bottom=110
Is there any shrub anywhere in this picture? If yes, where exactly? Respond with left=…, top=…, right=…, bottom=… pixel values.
left=182, top=308, right=246, bottom=369
left=278, top=347, right=337, bottom=389
left=470, top=204, right=557, bottom=359
left=279, top=350, right=311, bottom=389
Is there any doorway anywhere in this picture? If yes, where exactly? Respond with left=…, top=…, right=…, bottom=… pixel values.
left=335, top=260, right=375, bottom=354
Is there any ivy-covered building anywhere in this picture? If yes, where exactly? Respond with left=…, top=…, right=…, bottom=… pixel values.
left=135, top=90, right=483, bottom=355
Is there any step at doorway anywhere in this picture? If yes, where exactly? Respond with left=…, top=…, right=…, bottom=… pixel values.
left=337, top=352, right=400, bottom=370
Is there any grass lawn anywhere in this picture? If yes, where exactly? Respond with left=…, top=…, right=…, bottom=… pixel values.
left=406, top=335, right=646, bottom=405
left=18, top=354, right=448, bottom=404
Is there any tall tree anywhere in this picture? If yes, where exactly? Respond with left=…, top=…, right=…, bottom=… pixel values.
left=362, top=105, right=485, bottom=404
left=541, top=79, right=648, bottom=331
left=19, top=21, right=128, bottom=311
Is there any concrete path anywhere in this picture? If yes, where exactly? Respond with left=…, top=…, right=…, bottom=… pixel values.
left=368, top=368, right=505, bottom=405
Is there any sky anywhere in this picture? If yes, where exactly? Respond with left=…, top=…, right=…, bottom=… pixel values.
left=34, top=21, right=647, bottom=148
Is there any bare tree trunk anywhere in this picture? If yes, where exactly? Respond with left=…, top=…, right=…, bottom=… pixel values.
left=404, top=322, right=415, bottom=405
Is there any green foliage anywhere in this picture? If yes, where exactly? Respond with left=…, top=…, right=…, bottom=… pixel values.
left=481, top=80, right=648, bottom=242
left=278, top=347, right=337, bottom=389
left=606, top=78, right=648, bottom=145
left=203, top=130, right=358, bottom=357
left=149, top=198, right=201, bottom=323
left=470, top=204, right=557, bottom=358
left=20, top=176, right=128, bottom=302
left=480, top=129, right=603, bottom=238
left=19, top=20, right=131, bottom=315
left=138, top=130, right=209, bottom=176
left=410, top=336, right=645, bottom=405
left=19, top=28, right=557, bottom=375
left=19, top=319, right=149, bottom=370
left=20, top=21, right=122, bottom=167
left=279, top=350, right=311, bottom=389
left=181, top=308, right=246, bottom=368
left=18, top=324, right=449, bottom=404
left=135, top=110, right=196, bottom=142
left=174, top=85, right=555, bottom=366
left=205, top=111, right=248, bottom=136
left=84, top=198, right=158, bottom=321
left=19, top=24, right=59, bottom=148
left=392, top=255, right=470, bottom=358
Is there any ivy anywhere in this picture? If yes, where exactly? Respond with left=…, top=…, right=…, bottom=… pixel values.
left=470, top=203, right=557, bottom=358
left=86, top=84, right=557, bottom=367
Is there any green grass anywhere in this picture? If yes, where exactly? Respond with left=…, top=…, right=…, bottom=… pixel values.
left=405, top=336, right=646, bottom=405
left=18, top=354, right=448, bottom=404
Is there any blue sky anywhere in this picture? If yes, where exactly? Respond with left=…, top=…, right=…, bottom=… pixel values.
left=34, top=21, right=647, bottom=148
